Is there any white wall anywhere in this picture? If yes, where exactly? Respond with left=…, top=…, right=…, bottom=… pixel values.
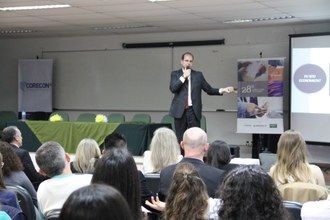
left=1, top=23, right=330, bottom=147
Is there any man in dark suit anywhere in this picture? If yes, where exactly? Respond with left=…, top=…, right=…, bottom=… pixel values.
left=158, top=127, right=225, bottom=201
left=1, top=126, right=48, bottom=190
left=169, top=52, right=234, bottom=143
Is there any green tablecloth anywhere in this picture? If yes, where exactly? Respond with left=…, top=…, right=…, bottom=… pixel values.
left=6, top=121, right=170, bottom=155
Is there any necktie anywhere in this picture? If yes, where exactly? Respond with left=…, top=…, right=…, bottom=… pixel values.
left=185, top=79, right=189, bottom=109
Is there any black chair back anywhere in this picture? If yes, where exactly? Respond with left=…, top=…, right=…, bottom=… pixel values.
left=283, top=200, right=303, bottom=220
left=45, top=209, right=61, bottom=220
left=144, top=173, right=160, bottom=194
left=6, top=185, right=38, bottom=220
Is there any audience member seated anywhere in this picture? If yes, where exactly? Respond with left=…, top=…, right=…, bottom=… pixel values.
left=143, top=127, right=182, bottom=173
left=59, top=184, right=133, bottom=220
left=70, top=138, right=101, bottom=174
left=217, top=165, right=290, bottom=219
left=2, top=126, right=48, bottom=190
left=92, top=149, right=142, bottom=220
left=0, top=152, right=21, bottom=209
left=159, top=127, right=225, bottom=201
left=101, top=132, right=156, bottom=213
left=102, top=132, right=127, bottom=154
left=270, top=130, right=326, bottom=187
left=145, top=162, right=220, bottom=220
left=205, top=140, right=240, bottom=174
left=35, top=141, right=92, bottom=216
left=0, top=141, right=38, bottom=207
left=301, top=194, right=330, bottom=220
left=0, top=152, right=27, bottom=220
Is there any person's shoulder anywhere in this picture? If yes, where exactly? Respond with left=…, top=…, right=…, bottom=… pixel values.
left=269, top=165, right=276, bottom=174
left=191, top=69, right=203, bottom=75
left=171, top=69, right=182, bottom=74
left=143, top=150, right=151, bottom=157
left=1, top=189, right=17, bottom=197
left=72, top=173, right=93, bottom=179
left=14, top=147, right=29, bottom=156
left=8, top=170, right=26, bottom=179
left=160, top=163, right=177, bottom=175
left=203, top=163, right=225, bottom=174
left=308, top=164, right=322, bottom=172
left=75, top=173, right=93, bottom=183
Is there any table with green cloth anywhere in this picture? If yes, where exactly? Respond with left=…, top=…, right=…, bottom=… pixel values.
left=5, top=121, right=171, bottom=155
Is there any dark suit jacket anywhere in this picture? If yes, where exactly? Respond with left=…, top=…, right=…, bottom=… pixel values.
left=169, top=69, right=221, bottom=120
left=10, top=145, right=48, bottom=190
left=158, top=157, right=225, bottom=201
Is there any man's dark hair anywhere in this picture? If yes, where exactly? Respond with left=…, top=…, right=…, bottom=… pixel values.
left=181, top=52, right=194, bottom=60
left=103, top=133, right=127, bottom=152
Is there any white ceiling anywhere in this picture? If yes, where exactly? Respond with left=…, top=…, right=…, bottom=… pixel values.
left=0, top=0, right=330, bottom=38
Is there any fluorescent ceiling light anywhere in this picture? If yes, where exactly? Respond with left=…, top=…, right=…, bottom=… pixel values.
left=0, top=4, right=71, bottom=11
left=224, top=15, right=295, bottom=24
left=224, top=19, right=253, bottom=24
left=94, top=24, right=153, bottom=30
left=0, top=29, right=33, bottom=34
left=148, top=0, right=172, bottom=2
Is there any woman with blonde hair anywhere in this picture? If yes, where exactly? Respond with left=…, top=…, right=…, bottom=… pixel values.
left=270, top=129, right=325, bottom=186
left=143, top=127, right=182, bottom=173
left=71, top=138, right=101, bottom=173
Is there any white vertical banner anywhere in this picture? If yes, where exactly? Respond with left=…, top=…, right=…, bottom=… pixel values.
left=18, top=59, right=53, bottom=112
left=237, top=58, right=285, bottom=133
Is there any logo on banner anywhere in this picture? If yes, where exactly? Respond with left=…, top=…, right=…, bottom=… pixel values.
left=20, top=81, right=52, bottom=91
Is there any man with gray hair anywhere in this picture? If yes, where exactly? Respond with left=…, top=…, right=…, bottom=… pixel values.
left=36, top=141, right=92, bottom=216
left=158, top=127, right=225, bottom=200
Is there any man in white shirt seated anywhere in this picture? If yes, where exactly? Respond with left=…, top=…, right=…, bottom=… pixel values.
left=35, top=141, right=92, bottom=216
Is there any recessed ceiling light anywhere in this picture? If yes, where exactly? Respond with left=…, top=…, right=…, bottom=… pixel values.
left=0, top=4, right=71, bottom=11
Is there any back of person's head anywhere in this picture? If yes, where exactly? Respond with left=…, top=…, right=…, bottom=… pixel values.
left=1, top=126, right=19, bottom=144
left=273, top=129, right=313, bottom=184
left=92, top=148, right=141, bottom=219
left=0, top=141, right=24, bottom=177
left=35, top=141, right=66, bottom=177
left=206, top=140, right=231, bottom=168
left=0, top=153, right=6, bottom=190
left=59, top=184, right=133, bottom=220
left=103, top=133, right=127, bottom=153
left=165, top=162, right=208, bottom=220
left=217, top=165, right=289, bottom=220
left=150, top=127, right=180, bottom=172
left=277, top=129, right=308, bottom=164
left=182, top=127, right=208, bottom=157
left=73, top=138, right=101, bottom=173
